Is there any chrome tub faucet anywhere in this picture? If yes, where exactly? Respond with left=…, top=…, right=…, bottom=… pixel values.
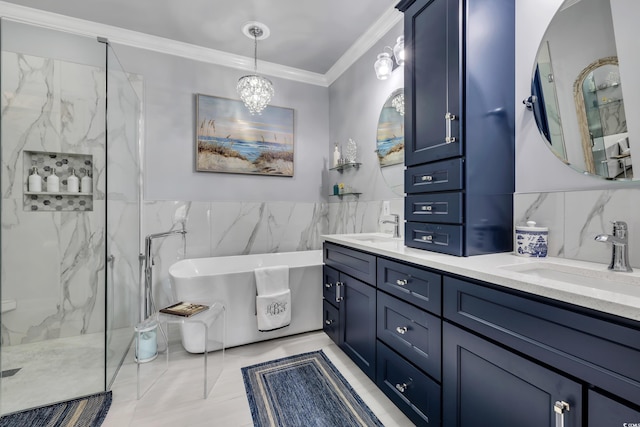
left=595, top=221, right=633, bottom=272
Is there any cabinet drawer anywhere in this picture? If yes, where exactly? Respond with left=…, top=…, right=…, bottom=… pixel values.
left=405, top=192, right=463, bottom=224
left=377, top=341, right=441, bottom=426
left=323, top=266, right=340, bottom=307
left=405, top=158, right=463, bottom=194
left=323, top=242, right=376, bottom=285
left=322, top=300, right=340, bottom=345
left=588, top=390, right=640, bottom=426
left=377, top=291, right=441, bottom=381
left=405, top=222, right=463, bottom=256
left=443, top=276, right=640, bottom=406
left=377, top=258, right=442, bottom=315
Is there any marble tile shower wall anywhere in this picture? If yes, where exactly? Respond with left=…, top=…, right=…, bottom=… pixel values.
left=514, top=188, right=640, bottom=267
left=143, top=198, right=403, bottom=310
left=1, top=53, right=107, bottom=345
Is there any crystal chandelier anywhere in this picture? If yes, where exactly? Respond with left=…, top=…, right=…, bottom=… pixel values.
left=237, top=24, right=274, bottom=115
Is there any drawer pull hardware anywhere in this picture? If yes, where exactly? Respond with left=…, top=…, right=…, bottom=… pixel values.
left=553, top=401, right=570, bottom=427
left=421, top=235, right=433, bottom=241
left=421, top=175, right=433, bottom=182
left=335, top=282, right=343, bottom=303
left=421, top=205, right=433, bottom=211
left=325, top=283, right=333, bottom=288
left=325, top=319, right=334, bottom=325
left=396, top=326, right=408, bottom=335
left=396, top=279, right=408, bottom=286
left=445, top=112, right=457, bottom=144
left=395, top=383, right=409, bottom=393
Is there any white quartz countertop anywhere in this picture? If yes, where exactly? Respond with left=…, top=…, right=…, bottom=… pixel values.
left=322, top=233, right=640, bottom=323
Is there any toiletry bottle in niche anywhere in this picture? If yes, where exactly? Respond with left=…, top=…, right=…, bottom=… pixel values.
left=28, top=167, right=42, bottom=192
left=47, top=168, right=59, bottom=193
left=81, top=171, right=92, bottom=194
left=333, top=183, right=339, bottom=195
left=333, top=143, right=341, bottom=168
left=67, top=168, right=79, bottom=193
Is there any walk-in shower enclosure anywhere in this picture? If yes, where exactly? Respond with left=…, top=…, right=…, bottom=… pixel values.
left=0, top=19, right=141, bottom=414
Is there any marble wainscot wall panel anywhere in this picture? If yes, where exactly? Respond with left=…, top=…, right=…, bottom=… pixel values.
left=515, top=188, right=640, bottom=267
left=142, top=199, right=400, bottom=310
left=1, top=52, right=107, bottom=345
left=143, top=200, right=330, bottom=310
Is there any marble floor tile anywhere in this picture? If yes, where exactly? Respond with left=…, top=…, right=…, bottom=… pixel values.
left=105, top=331, right=412, bottom=427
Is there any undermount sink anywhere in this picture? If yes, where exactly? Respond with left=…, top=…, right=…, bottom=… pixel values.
left=343, top=233, right=401, bottom=244
left=499, top=261, right=640, bottom=289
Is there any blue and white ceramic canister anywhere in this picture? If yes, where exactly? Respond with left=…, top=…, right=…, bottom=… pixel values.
left=515, top=221, right=548, bottom=257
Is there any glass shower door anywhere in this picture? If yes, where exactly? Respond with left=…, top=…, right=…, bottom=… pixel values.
left=1, top=19, right=108, bottom=414
left=105, top=44, right=142, bottom=388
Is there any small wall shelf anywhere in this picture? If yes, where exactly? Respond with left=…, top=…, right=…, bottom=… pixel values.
left=24, top=150, right=93, bottom=212
left=330, top=192, right=362, bottom=199
left=330, top=162, right=361, bottom=173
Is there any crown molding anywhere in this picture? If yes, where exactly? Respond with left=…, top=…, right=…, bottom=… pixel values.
left=324, top=5, right=403, bottom=86
left=0, top=1, right=401, bottom=88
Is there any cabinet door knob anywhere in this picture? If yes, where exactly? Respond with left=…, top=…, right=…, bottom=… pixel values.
left=395, top=383, right=409, bottom=393
left=325, top=282, right=333, bottom=288
left=396, top=326, right=408, bottom=335
left=421, top=175, right=433, bottom=182
left=553, top=400, right=570, bottom=427
left=325, top=319, right=334, bottom=325
left=396, top=279, right=408, bottom=286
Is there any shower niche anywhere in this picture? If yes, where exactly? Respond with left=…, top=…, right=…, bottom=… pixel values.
left=23, top=150, right=93, bottom=212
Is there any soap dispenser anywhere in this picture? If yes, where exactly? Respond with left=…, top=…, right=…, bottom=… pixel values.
left=81, top=171, right=92, bottom=194
left=67, top=168, right=79, bottom=193
left=47, top=168, right=59, bottom=193
left=28, top=167, right=42, bottom=192
left=333, top=143, right=341, bottom=168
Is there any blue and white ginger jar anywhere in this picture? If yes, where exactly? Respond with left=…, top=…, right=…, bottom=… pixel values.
left=515, top=220, right=548, bottom=257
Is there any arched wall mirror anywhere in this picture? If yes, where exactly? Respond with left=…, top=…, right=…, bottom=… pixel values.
left=377, top=88, right=404, bottom=195
left=529, top=0, right=638, bottom=180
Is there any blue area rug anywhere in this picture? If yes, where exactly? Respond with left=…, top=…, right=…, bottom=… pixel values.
left=242, top=350, right=384, bottom=427
left=0, top=391, right=111, bottom=427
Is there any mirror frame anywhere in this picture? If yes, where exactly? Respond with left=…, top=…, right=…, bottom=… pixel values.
left=573, top=56, right=619, bottom=175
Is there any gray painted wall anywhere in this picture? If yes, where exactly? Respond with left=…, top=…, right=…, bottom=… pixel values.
left=328, top=21, right=404, bottom=203
left=112, top=45, right=329, bottom=203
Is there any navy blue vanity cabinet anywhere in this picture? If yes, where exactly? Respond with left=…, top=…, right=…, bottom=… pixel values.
left=322, top=266, right=341, bottom=345
left=443, top=322, right=583, bottom=427
left=397, top=0, right=515, bottom=256
left=443, top=275, right=640, bottom=426
left=376, top=257, right=443, bottom=426
left=323, top=243, right=377, bottom=380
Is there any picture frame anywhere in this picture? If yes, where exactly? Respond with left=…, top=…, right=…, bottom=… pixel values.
left=196, top=94, right=295, bottom=176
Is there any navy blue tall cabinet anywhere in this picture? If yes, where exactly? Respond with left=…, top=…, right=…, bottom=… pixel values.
left=397, top=0, right=515, bottom=256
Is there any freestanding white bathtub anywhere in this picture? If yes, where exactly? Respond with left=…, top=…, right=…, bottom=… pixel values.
left=168, top=250, right=323, bottom=353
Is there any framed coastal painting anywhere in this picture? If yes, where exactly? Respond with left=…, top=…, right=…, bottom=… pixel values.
left=196, top=94, right=295, bottom=176
left=376, top=88, right=405, bottom=167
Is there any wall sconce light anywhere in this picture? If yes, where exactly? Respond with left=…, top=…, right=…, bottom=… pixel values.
left=374, top=36, right=405, bottom=80
left=393, top=36, right=405, bottom=66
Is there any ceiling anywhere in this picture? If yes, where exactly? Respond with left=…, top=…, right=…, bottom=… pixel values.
left=0, top=0, right=399, bottom=75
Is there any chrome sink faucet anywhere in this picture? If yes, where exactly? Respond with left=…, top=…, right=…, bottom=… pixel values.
left=595, top=221, right=633, bottom=272
left=381, top=213, right=401, bottom=238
